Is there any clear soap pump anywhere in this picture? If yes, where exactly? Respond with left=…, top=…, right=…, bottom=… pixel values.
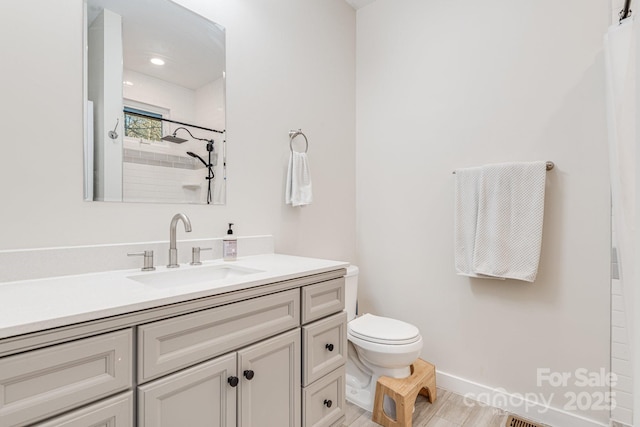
left=223, top=223, right=237, bottom=261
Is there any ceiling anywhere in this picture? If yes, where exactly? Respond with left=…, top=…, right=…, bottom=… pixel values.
left=87, top=0, right=224, bottom=90
left=344, top=0, right=377, bottom=10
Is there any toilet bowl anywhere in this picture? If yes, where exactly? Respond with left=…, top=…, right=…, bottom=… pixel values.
left=344, top=266, right=423, bottom=412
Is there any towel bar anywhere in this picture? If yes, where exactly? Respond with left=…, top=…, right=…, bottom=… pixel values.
left=452, top=161, right=554, bottom=174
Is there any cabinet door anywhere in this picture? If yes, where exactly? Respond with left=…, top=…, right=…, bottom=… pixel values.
left=138, top=353, right=236, bottom=427
left=238, top=329, right=301, bottom=427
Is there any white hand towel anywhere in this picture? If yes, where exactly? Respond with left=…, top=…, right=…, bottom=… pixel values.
left=472, top=161, right=547, bottom=282
left=454, top=166, right=488, bottom=278
left=286, top=151, right=313, bottom=207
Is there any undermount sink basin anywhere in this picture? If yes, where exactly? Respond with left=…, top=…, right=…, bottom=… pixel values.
left=127, top=264, right=263, bottom=288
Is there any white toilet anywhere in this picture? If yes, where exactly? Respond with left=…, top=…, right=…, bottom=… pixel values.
left=344, top=265, right=423, bottom=412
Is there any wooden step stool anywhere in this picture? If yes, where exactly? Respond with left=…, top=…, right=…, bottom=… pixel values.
left=372, top=358, right=436, bottom=427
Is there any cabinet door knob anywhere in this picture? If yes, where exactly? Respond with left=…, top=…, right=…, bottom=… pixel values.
left=324, top=399, right=332, bottom=408
left=243, top=370, right=255, bottom=380
left=325, top=343, right=334, bottom=352
left=227, top=376, right=239, bottom=387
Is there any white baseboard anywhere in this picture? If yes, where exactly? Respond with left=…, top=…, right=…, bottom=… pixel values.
left=436, top=370, right=609, bottom=427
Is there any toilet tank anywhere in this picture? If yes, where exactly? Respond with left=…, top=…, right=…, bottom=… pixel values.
left=344, top=265, right=359, bottom=321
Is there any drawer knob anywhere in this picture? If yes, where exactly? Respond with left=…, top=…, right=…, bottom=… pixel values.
left=243, top=370, right=255, bottom=380
left=325, top=343, right=334, bottom=352
left=228, top=376, right=239, bottom=387
left=324, top=399, right=333, bottom=408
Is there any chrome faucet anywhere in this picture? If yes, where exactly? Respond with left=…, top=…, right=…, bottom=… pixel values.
left=167, top=213, right=192, bottom=268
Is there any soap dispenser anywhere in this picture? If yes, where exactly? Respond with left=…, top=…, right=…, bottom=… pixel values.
left=223, top=223, right=237, bottom=261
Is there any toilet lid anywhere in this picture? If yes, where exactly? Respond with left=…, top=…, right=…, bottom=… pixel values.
left=348, top=313, right=420, bottom=345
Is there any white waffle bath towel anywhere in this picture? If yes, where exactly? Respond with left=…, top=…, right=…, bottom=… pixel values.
left=286, top=151, right=313, bottom=207
left=454, top=166, right=485, bottom=278
left=455, top=161, right=547, bottom=282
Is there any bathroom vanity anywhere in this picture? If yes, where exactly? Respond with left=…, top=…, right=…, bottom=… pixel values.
left=0, top=254, right=348, bottom=427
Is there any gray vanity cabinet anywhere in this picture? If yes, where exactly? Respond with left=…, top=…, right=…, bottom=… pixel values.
left=0, top=268, right=347, bottom=427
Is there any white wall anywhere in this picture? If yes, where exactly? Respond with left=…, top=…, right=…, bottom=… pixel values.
left=356, top=0, right=611, bottom=424
left=196, top=77, right=225, bottom=134
left=0, top=0, right=356, bottom=265
left=123, top=69, right=197, bottom=126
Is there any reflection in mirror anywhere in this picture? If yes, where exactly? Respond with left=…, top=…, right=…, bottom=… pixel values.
left=84, top=0, right=226, bottom=204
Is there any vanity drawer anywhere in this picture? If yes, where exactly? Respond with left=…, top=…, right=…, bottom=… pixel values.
left=301, top=278, right=345, bottom=324
left=302, top=312, right=347, bottom=386
left=36, top=391, right=133, bottom=427
left=302, top=365, right=345, bottom=427
left=0, top=329, right=133, bottom=427
left=138, top=288, right=299, bottom=382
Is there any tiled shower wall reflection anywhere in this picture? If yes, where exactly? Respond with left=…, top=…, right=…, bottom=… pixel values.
left=123, top=148, right=208, bottom=204
left=611, top=217, right=633, bottom=425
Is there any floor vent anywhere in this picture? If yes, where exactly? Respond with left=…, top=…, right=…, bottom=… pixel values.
left=506, top=414, right=545, bottom=427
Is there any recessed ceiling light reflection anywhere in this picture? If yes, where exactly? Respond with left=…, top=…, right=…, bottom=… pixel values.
left=150, top=58, right=165, bottom=66
left=123, top=81, right=134, bottom=86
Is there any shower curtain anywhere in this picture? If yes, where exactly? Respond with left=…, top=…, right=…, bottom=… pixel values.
left=605, top=16, right=637, bottom=425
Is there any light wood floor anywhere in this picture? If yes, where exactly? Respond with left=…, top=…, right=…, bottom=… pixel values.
left=343, top=388, right=511, bottom=427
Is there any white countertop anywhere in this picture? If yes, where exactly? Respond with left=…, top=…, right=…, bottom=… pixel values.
left=0, top=254, right=348, bottom=339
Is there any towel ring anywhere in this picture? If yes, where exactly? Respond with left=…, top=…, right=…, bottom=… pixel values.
left=289, top=129, right=309, bottom=153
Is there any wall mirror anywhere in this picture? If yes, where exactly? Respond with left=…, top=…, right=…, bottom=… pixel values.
left=84, top=0, right=226, bottom=204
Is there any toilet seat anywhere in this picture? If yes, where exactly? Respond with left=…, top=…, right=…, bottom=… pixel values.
left=348, top=313, right=420, bottom=345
